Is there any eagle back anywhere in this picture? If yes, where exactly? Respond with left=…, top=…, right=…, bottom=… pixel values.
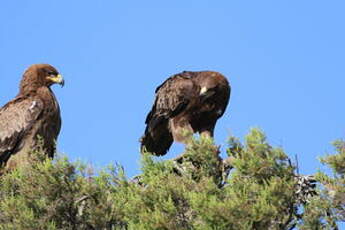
left=154, top=71, right=195, bottom=93
left=146, top=72, right=198, bottom=129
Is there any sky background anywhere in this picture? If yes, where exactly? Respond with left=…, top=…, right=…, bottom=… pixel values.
left=1, top=1, right=344, bottom=180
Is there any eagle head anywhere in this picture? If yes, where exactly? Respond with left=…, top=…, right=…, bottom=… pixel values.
left=198, top=71, right=229, bottom=96
left=20, top=64, right=64, bottom=93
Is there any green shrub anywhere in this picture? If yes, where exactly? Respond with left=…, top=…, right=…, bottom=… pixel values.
left=0, top=129, right=343, bottom=229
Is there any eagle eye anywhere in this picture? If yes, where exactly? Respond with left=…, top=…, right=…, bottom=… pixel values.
left=46, top=70, right=56, bottom=76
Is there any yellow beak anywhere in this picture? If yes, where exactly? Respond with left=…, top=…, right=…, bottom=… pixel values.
left=47, top=74, right=65, bottom=87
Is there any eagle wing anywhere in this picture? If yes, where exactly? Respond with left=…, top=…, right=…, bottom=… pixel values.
left=0, top=97, right=43, bottom=164
left=146, top=74, right=197, bottom=128
left=142, top=73, right=198, bottom=155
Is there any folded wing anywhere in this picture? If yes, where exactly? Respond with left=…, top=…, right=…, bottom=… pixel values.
left=141, top=73, right=198, bottom=156
left=0, top=97, right=43, bottom=164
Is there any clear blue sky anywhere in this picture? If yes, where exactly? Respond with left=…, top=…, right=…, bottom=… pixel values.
left=1, top=1, right=344, bottom=179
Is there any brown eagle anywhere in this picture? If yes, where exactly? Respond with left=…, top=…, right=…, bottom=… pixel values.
left=141, top=71, right=230, bottom=156
left=0, top=64, right=64, bottom=170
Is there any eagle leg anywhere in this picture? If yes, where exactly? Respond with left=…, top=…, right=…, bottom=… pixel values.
left=169, top=118, right=194, bottom=144
left=200, top=130, right=214, bottom=138
left=199, top=123, right=215, bottom=139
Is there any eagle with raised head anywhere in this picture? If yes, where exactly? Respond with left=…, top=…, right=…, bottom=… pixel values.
left=141, top=71, right=230, bottom=156
left=0, top=64, right=64, bottom=170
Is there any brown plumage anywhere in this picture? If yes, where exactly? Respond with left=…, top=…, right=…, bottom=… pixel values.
left=141, top=71, right=230, bottom=156
left=0, top=64, right=64, bottom=170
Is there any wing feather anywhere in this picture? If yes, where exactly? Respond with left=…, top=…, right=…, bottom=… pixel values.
left=141, top=73, right=198, bottom=155
left=0, top=97, right=43, bottom=162
left=147, top=74, right=196, bottom=127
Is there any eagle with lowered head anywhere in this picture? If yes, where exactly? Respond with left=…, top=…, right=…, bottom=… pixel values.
left=141, top=71, right=230, bottom=156
left=0, top=64, right=64, bottom=171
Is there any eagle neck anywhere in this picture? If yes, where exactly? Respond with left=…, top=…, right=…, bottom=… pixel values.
left=38, top=87, right=58, bottom=108
left=19, top=83, right=41, bottom=96
left=19, top=67, right=45, bottom=95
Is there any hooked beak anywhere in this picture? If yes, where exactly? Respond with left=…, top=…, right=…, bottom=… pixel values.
left=200, top=87, right=208, bottom=95
left=47, top=74, right=65, bottom=87
left=199, top=86, right=215, bottom=102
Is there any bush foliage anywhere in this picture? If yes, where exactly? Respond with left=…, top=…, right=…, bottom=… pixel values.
left=0, top=128, right=344, bottom=229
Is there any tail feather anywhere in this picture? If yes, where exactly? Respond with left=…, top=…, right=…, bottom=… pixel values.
left=140, top=120, right=173, bottom=156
